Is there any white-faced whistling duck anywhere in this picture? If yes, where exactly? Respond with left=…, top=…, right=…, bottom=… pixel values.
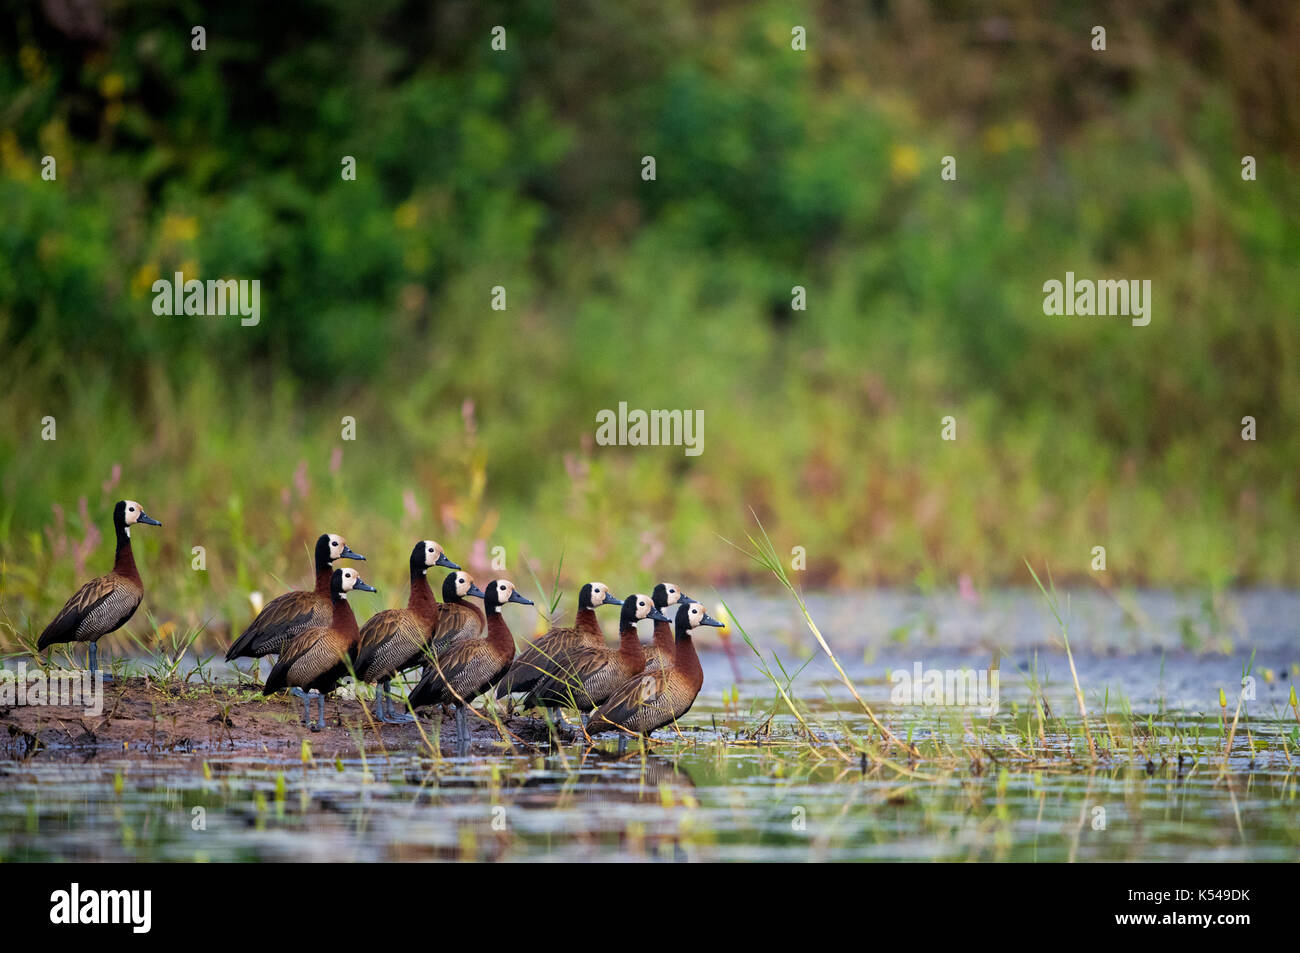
left=495, top=581, right=621, bottom=700
left=353, top=541, right=461, bottom=723
left=418, top=571, right=489, bottom=723
left=262, top=567, right=376, bottom=731
left=427, top=570, right=487, bottom=657
left=586, top=601, right=723, bottom=750
left=37, top=499, right=162, bottom=678
left=522, top=593, right=667, bottom=716
left=225, top=533, right=364, bottom=664
left=408, top=578, right=533, bottom=748
left=645, top=582, right=695, bottom=670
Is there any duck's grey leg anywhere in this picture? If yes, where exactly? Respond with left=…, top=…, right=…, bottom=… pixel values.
left=291, top=687, right=309, bottom=725
left=88, top=642, right=112, bottom=680
left=455, top=705, right=468, bottom=751
left=617, top=733, right=628, bottom=755
left=373, top=684, right=386, bottom=721
left=313, top=692, right=326, bottom=731
left=383, top=679, right=414, bottom=723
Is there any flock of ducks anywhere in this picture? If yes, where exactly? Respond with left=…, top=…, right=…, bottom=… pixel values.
left=37, top=500, right=723, bottom=749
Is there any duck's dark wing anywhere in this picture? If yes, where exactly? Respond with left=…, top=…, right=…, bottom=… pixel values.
left=263, top=626, right=347, bottom=694
left=430, top=602, right=484, bottom=654
left=38, top=574, right=141, bottom=649
left=525, top=646, right=632, bottom=711
left=495, top=626, right=576, bottom=697
left=226, top=589, right=324, bottom=660
left=410, top=640, right=509, bottom=708
left=355, top=609, right=427, bottom=681
left=587, top=669, right=671, bottom=735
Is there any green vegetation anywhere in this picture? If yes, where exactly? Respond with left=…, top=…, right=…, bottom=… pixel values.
left=2, top=3, right=1298, bottom=649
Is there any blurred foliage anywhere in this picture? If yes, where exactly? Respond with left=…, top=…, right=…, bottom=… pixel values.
left=1, top=0, right=1298, bottom=648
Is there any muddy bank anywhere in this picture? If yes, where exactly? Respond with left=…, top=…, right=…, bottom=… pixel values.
left=0, top=677, right=579, bottom=758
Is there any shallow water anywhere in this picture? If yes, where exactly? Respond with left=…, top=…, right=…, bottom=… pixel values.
left=2, top=589, right=1297, bottom=861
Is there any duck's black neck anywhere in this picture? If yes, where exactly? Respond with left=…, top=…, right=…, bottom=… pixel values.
left=113, top=522, right=140, bottom=582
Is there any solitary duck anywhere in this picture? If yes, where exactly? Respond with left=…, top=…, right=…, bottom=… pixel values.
left=408, top=578, right=533, bottom=748
left=523, top=594, right=667, bottom=715
left=37, top=499, right=162, bottom=678
left=644, top=582, right=695, bottom=670
left=225, top=533, right=365, bottom=664
left=353, top=541, right=463, bottom=723
left=263, top=567, right=377, bottom=731
left=495, top=582, right=621, bottom=700
left=586, top=601, right=723, bottom=746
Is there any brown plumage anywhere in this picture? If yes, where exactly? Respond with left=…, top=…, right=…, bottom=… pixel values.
left=523, top=594, right=666, bottom=712
left=263, top=567, right=377, bottom=729
left=38, top=500, right=162, bottom=674
left=427, top=571, right=487, bottom=656
left=226, top=533, right=365, bottom=661
left=407, top=579, right=533, bottom=743
left=586, top=601, right=723, bottom=738
left=495, top=581, right=621, bottom=699
left=643, top=582, right=695, bottom=670
left=353, top=541, right=460, bottom=685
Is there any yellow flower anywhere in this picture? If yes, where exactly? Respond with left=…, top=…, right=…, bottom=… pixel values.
left=1010, top=118, right=1040, bottom=149
left=983, top=119, right=1038, bottom=155
left=19, top=45, right=46, bottom=82
left=131, top=262, right=160, bottom=298
left=890, top=144, right=920, bottom=183
left=0, top=130, right=33, bottom=179
left=161, top=213, right=199, bottom=243
left=99, top=72, right=125, bottom=99
left=982, top=124, right=1010, bottom=155
left=393, top=201, right=419, bottom=230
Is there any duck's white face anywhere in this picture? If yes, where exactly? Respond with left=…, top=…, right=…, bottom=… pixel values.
left=492, top=579, right=517, bottom=611
left=327, top=534, right=348, bottom=560
left=660, top=583, right=683, bottom=606
left=631, top=594, right=654, bottom=620
left=338, top=568, right=362, bottom=596
left=120, top=499, right=151, bottom=537
left=589, top=582, right=610, bottom=603
left=423, top=540, right=445, bottom=569
left=454, top=573, right=473, bottom=597
left=122, top=500, right=145, bottom=526
left=681, top=602, right=707, bottom=629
